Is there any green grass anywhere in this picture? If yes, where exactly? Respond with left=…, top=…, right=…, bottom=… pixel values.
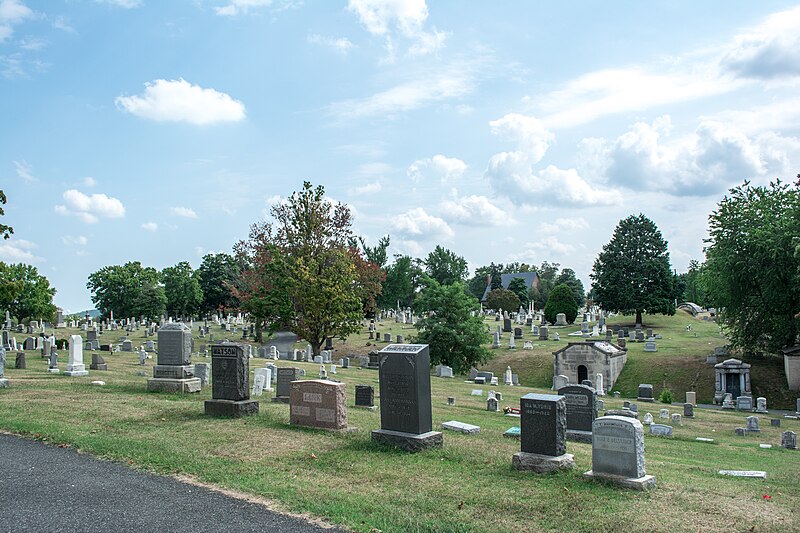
left=0, top=320, right=798, bottom=532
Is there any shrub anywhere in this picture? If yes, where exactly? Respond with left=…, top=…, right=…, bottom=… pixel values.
left=543, top=283, right=578, bottom=324
left=659, top=388, right=673, bottom=404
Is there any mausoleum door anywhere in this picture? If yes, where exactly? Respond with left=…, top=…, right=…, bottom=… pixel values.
left=725, top=373, right=741, bottom=398
left=577, top=365, right=588, bottom=384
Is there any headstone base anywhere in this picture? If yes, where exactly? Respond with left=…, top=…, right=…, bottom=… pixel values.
left=0, top=378, right=8, bottom=388
left=271, top=396, right=290, bottom=404
left=583, top=470, right=657, bottom=491
left=371, top=429, right=443, bottom=452
left=204, top=399, right=259, bottom=418
left=565, top=429, right=593, bottom=443
left=153, top=365, right=195, bottom=379
left=90, top=364, right=108, bottom=371
left=512, top=452, right=575, bottom=473
left=147, top=377, right=201, bottom=393
left=48, top=368, right=60, bottom=374
left=64, top=369, right=89, bottom=377
left=353, top=404, right=378, bottom=411
left=637, top=397, right=655, bottom=403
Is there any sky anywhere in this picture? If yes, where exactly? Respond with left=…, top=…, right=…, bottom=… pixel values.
left=1, top=0, right=800, bottom=314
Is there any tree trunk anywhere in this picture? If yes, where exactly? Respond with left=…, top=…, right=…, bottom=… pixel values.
left=635, top=309, right=643, bottom=327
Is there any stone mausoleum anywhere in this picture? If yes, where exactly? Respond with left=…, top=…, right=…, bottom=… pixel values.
left=553, top=341, right=627, bottom=391
left=713, top=358, right=752, bottom=403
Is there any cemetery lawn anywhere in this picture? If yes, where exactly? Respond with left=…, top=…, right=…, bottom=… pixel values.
left=0, top=318, right=798, bottom=532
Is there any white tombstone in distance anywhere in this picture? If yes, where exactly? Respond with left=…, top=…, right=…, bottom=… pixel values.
left=64, top=334, right=89, bottom=376
left=504, top=366, right=513, bottom=386
left=595, top=373, right=605, bottom=396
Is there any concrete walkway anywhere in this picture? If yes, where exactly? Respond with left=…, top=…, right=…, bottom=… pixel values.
left=0, top=434, right=345, bottom=533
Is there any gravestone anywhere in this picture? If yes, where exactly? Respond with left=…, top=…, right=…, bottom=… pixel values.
left=205, top=343, right=258, bottom=417
left=273, top=367, right=300, bottom=403
left=552, top=374, right=569, bottom=390
left=539, top=326, right=549, bottom=341
left=442, top=421, right=480, bottom=434
left=435, top=364, right=453, bottom=378
left=64, top=334, right=89, bottom=377
left=0, top=348, right=7, bottom=388
left=15, top=352, right=25, bottom=369
left=770, top=418, right=780, bottom=427
left=503, top=318, right=512, bottom=333
left=514, top=327, right=523, bottom=339
left=755, top=397, right=767, bottom=413
left=354, top=384, right=375, bottom=409
left=722, top=393, right=735, bottom=409
left=643, top=413, right=653, bottom=425
left=782, top=431, right=797, bottom=450
left=194, top=362, right=210, bottom=385
left=558, top=384, right=597, bottom=443
left=511, top=393, right=574, bottom=473
left=637, top=384, right=654, bottom=402
left=683, top=403, right=694, bottom=418
left=487, top=397, right=499, bottom=411
left=147, top=323, right=200, bottom=393
left=121, top=339, right=133, bottom=352
left=90, top=353, right=107, bottom=371
left=251, top=368, right=270, bottom=397
left=583, top=416, right=656, bottom=490
left=290, top=380, right=348, bottom=431
left=671, top=413, right=682, bottom=425
left=736, top=396, right=753, bottom=411
left=745, top=416, right=760, bottom=433
left=659, top=408, right=669, bottom=419
left=371, top=344, right=443, bottom=452
left=555, top=313, right=567, bottom=326
left=649, top=424, right=673, bottom=437
left=686, top=391, right=696, bottom=405
left=643, top=338, right=657, bottom=352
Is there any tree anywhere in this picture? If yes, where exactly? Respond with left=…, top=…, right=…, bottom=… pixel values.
left=87, top=262, right=161, bottom=319
left=544, top=283, right=579, bottom=324
left=703, top=179, right=800, bottom=353
left=378, top=255, right=423, bottom=309
left=0, top=262, right=56, bottom=324
left=484, top=288, right=520, bottom=313
left=528, top=261, right=560, bottom=310
left=507, top=277, right=530, bottom=309
left=415, top=280, right=491, bottom=373
left=162, top=261, right=203, bottom=318
left=590, top=214, right=675, bottom=325
left=424, top=245, right=468, bottom=286
left=677, top=260, right=710, bottom=307
left=554, top=268, right=586, bottom=308
left=133, top=282, right=167, bottom=321
left=233, top=182, right=378, bottom=355
left=0, top=190, right=13, bottom=240
left=356, top=235, right=390, bottom=268
left=196, top=252, right=241, bottom=314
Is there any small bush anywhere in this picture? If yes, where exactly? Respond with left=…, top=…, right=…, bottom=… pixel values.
left=659, top=388, right=673, bottom=404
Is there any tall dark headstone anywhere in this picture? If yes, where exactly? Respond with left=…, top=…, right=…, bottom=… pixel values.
left=503, top=319, right=512, bottom=333
left=558, top=384, right=597, bottom=443
left=512, top=393, right=574, bottom=473
left=371, top=344, right=443, bottom=452
left=147, top=323, right=200, bottom=393
left=205, top=343, right=258, bottom=417
left=273, top=367, right=300, bottom=403
left=15, top=352, right=25, bottom=369
left=354, top=384, right=375, bottom=409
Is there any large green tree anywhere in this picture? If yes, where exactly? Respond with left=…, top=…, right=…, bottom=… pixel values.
left=507, top=277, right=530, bottom=309
left=377, top=255, right=423, bottom=309
left=0, top=262, right=56, bottom=324
left=704, top=179, right=800, bottom=353
left=133, top=282, right=167, bottom=321
left=676, top=259, right=710, bottom=307
left=484, top=288, right=520, bottom=313
left=424, top=245, right=468, bottom=286
left=86, top=261, right=161, bottom=319
left=0, top=190, right=13, bottom=240
left=590, top=214, right=675, bottom=325
left=234, top=182, right=379, bottom=354
left=528, top=261, right=561, bottom=310
left=554, top=268, right=586, bottom=308
left=416, top=280, right=491, bottom=373
left=162, top=261, right=203, bottom=318
left=544, top=283, right=579, bottom=324
left=196, top=252, right=241, bottom=315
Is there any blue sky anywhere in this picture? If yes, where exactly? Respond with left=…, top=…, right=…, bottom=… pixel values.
left=2, top=0, right=799, bottom=313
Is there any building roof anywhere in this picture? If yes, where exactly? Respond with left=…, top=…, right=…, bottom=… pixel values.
left=482, top=271, right=540, bottom=302
left=553, top=341, right=627, bottom=357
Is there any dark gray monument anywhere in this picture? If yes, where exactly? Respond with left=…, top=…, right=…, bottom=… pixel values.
left=371, top=344, right=442, bottom=452
left=354, top=384, right=376, bottom=410
left=637, top=384, right=654, bottom=402
left=90, top=353, right=107, bottom=371
left=583, top=415, right=656, bottom=490
left=558, top=384, right=597, bottom=443
left=15, top=352, right=25, bottom=369
left=503, top=319, right=512, bottom=333
left=147, top=323, right=200, bottom=393
left=205, top=343, right=258, bottom=417
left=512, top=393, right=574, bottom=473
left=273, top=367, right=300, bottom=403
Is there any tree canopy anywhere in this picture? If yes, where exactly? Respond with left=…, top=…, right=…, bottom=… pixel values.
left=196, top=252, right=241, bottom=314
left=86, top=261, right=161, bottom=319
left=424, top=245, right=468, bottom=286
left=703, top=179, right=800, bottom=353
left=377, top=255, right=423, bottom=310
left=484, top=288, right=520, bottom=313
left=233, top=182, right=380, bottom=353
left=0, top=190, right=13, bottom=240
left=0, top=262, right=56, bottom=324
left=590, top=214, right=675, bottom=325
left=415, top=280, right=491, bottom=373
left=507, top=277, right=530, bottom=309
left=162, top=261, right=203, bottom=318
left=544, top=283, right=578, bottom=324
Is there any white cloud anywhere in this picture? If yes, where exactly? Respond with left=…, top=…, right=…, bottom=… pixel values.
left=516, top=236, right=576, bottom=256
left=19, top=37, right=46, bottom=50
left=115, top=79, right=246, bottom=125
left=347, top=0, right=447, bottom=59
left=439, top=195, right=506, bottom=227
left=390, top=207, right=453, bottom=240
left=0, top=0, right=33, bottom=44
left=328, top=61, right=476, bottom=119
left=407, top=154, right=466, bottom=183
left=0, top=239, right=42, bottom=262
left=720, top=6, right=800, bottom=80
left=489, top=113, right=553, bottom=163
left=54, top=189, right=125, bottom=224
left=141, top=222, right=158, bottom=232
left=348, top=181, right=382, bottom=195
left=13, top=159, right=35, bottom=182
left=170, top=206, right=198, bottom=219
left=81, top=177, right=97, bottom=187
left=94, top=0, right=142, bottom=8
left=215, top=0, right=271, bottom=16
left=592, top=115, right=782, bottom=196
left=308, top=34, right=355, bottom=54
left=61, top=235, right=88, bottom=246
left=540, top=217, right=589, bottom=234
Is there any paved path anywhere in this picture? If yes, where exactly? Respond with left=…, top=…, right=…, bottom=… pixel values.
left=0, top=434, right=344, bottom=533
